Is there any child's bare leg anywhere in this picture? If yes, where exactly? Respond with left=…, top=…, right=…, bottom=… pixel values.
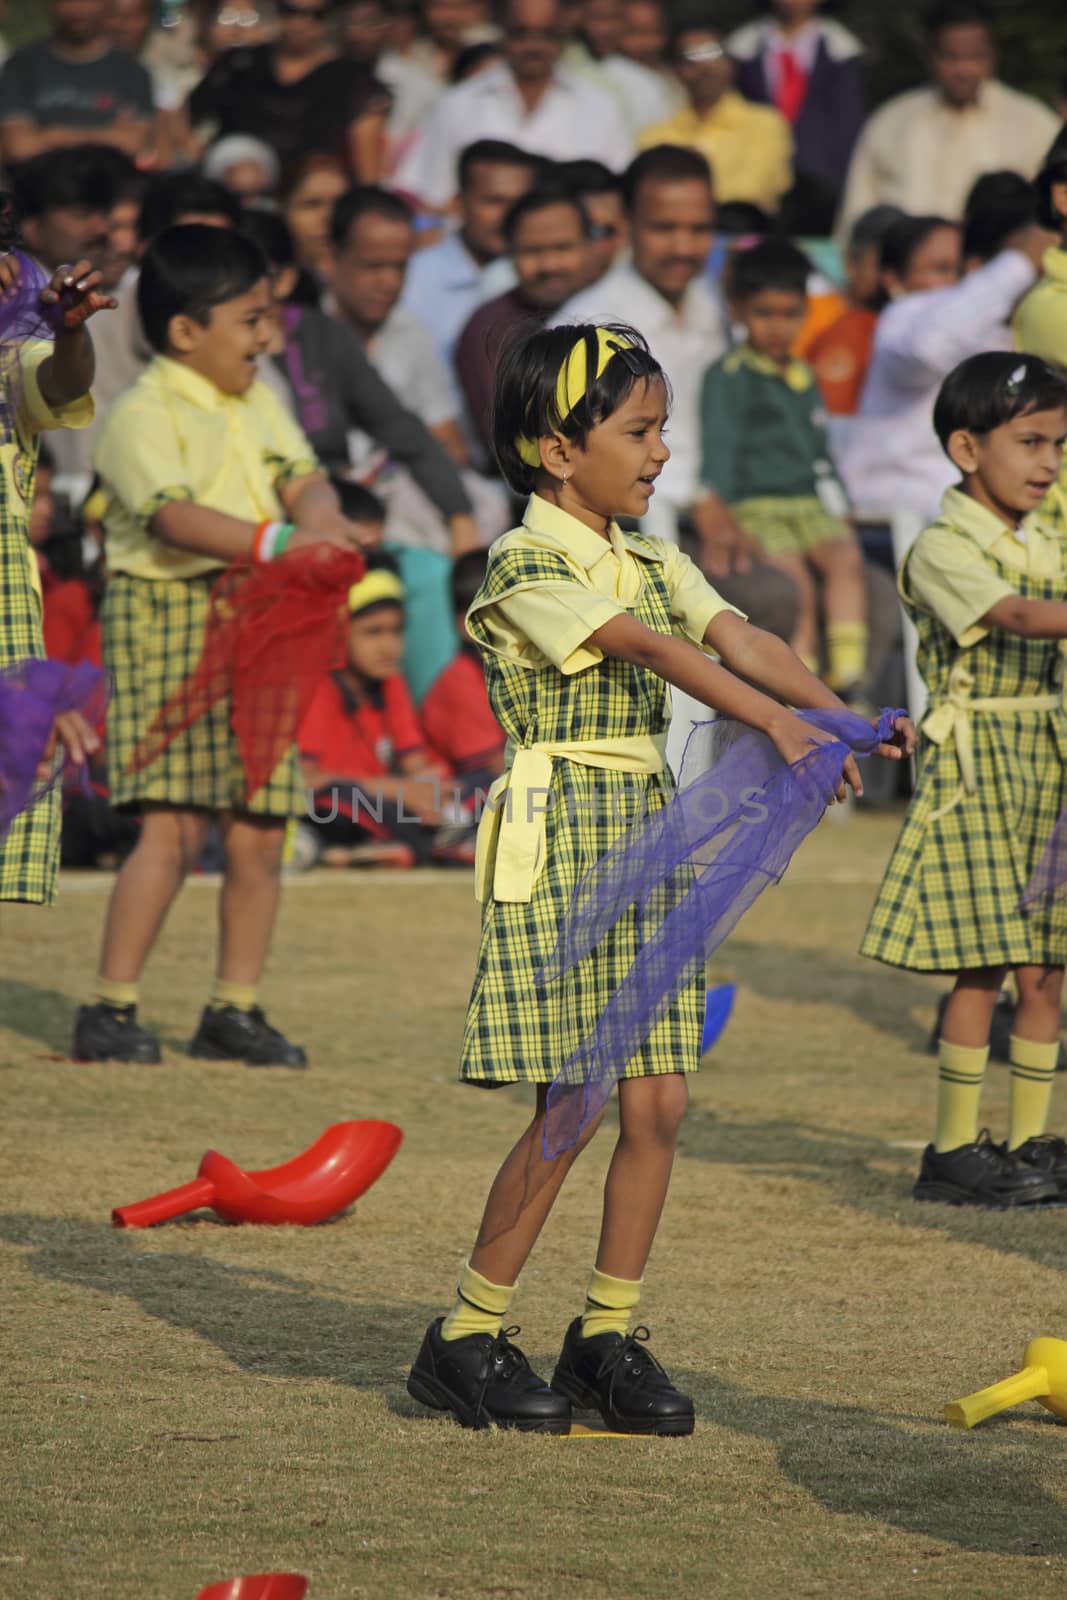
left=940, top=966, right=1007, bottom=1046
left=595, top=1073, right=689, bottom=1279
left=97, top=805, right=212, bottom=983
left=1008, top=964, right=1065, bottom=1149
left=215, top=812, right=287, bottom=987
left=765, top=550, right=819, bottom=669
left=470, top=1086, right=605, bottom=1286
left=807, top=535, right=868, bottom=692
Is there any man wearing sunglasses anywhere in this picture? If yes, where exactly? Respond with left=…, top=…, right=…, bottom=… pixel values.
left=188, top=0, right=389, bottom=179
left=393, top=0, right=631, bottom=210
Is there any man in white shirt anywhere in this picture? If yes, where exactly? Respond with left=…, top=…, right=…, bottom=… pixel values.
left=393, top=0, right=633, bottom=209
left=400, top=138, right=539, bottom=369
left=564, top=0, right=676, bottom=139
left=838, top=0, right=1059, bottom=235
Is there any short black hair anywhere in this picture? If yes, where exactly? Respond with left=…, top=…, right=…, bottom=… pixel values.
left=330, top=185, right=413, bottom=250
left=667, top=18, right=724, bottom=57
left=622, top=144, right=712, bottom=212
left=10, top=146, right=124, bottom=218
left=729, top=238, right=810, bottom=300
left=330, top=477, right=386, bottom=525
left=451, top=549, right=489, bottom=614
left=1036, top=124, right=1067, bottom=232
left=450, top=40, right=502, bottom=82
left=962, top=170, right=1037, bottom=262
left=238, top=206, right=297, bottom=271
left=502, top=184, right=589, bottom=245
left=716, top=200, right=771, bottom=237
left=847, top=204, right=907, bottom=254
left=933, top=353, right=1067, bottom=453
left=923, top=0, right=994, bottom=40
left=492, top=322, right=669, bottom=493
left=458, top=138, right=541, bottom=191
left=557, top=159, right=623, bottom=201
left=137, top=224, right=269, bottom=353
left=138, top=171, right=242, bottom=243
left=879, top=214, right=957, bottom=279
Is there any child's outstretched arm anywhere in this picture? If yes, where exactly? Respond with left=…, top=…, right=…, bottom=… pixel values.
left=32, top=258, right=116, bottom=408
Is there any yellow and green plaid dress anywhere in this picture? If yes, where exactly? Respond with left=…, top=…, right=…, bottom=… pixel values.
left=461, top=494, right=736, bottom=1085
left=862, top=500, right=1067, bottom=974
left=0, top=345, right=94, bottom=904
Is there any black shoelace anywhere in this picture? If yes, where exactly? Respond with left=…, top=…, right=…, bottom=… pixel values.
left=478, top=1325, right=531, bottom=1412
left=595, top=1326, right=670, bottom=1405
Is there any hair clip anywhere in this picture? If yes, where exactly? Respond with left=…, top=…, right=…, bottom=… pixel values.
left=1006, top=362, right=1028, bottom=393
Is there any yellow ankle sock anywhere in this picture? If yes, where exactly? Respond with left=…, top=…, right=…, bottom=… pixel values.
left=580, top=1267, right=642, bottom=1339
left=825, top=621, right=868, bottom=691
left=211, top=980, right=257, bottom=1013
left=935, top=1040, right=988, bottom=1152
left=1008, top=1036, right=1059, bottom=1149
left=96, top=977, right=139, bottom=1009
left=440, top=1261, right=514, bottom=1342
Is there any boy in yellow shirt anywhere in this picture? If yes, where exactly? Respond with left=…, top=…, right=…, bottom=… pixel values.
left=75, top=224, right=370, bottom=1066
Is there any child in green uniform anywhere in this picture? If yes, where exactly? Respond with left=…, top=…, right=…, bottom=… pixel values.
left=863, top=352, right=1067, bottom=1208
left=700, top=239, right=868, bottom=695
left=73, top=224, right=370, bottom=1067
left=407, top=323, right=913, bottom=1435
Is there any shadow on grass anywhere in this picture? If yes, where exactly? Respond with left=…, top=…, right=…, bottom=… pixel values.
left=0, top=1213, right=433, bottom=1401
left=725, top=938, right=941, bottom=1053
left=0, top=978, right=78, bottom=1052
left=680, top=1108, right=1067, bottom=1275
left=682, top=1369, right=1067, bottom=1557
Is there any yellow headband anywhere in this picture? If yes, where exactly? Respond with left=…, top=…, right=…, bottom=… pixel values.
left=515, top=328, right=635, bottom=469
left=348, top=569, right=405, bottom=616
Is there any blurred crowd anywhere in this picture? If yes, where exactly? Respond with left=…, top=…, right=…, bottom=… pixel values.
left=12, top=0, right=1067, bottom=868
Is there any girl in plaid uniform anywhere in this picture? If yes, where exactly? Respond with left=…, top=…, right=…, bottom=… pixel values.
left=408, top=323, right=911, bottom=1436
left=0, top=214, right=115, bottom=906
left=863, top=353, right=1067, bottom=1209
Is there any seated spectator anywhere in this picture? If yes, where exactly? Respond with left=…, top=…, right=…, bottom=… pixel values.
left=638, top=24, right=793, bottom=216
left=108, top=0, right=190, bottom=164
left=280, top=152, right=350, bottom=293
left=837, top=0, right=1059, bottom=236
left=839, top=202, right=1050, bottom=520
left=10, top=146, right=120, bottom=276
left=188, top=0, right=390, bottom=179
left=799, top=204, right=903, bottom=416
left=98, top=157, right=148, bottom=294
left=456, top=184, right=591, bottom=455
left=298, top=550, right=472, bottom=869
left=557, top=158, right=628, bottom=285
left=728, top=0, right=865, bottom=235
left=0, top=0, right=156, bottom=166
left=393, top=0, right=632, bottom=208
left=619, top=0, right=683, bottom=111
left=961, top=169, right=1040, bottom=270
left=340, top=0, right=442, bottom=174
left=329, top=184, right=508, bottom=551
left=700, top=240, right=867, bottom=695
left=399, top=139, right=539, bottom=369
left=404, top=0, right=499, bottom=83
left=564, top=0, right=675, bottom=138
left=193, top=0, right=278, bottom=59
left=420, top=549, right=506, bottom=790
left=202, top=135, right=282, bottom=203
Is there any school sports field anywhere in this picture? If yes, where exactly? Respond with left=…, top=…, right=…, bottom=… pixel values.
left=4, top=809, right=1067, bottom=1600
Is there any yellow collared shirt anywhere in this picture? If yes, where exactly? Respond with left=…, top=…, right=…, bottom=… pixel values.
left=905, top=485, right=1066, bottom=648
left=11, top=341, right=94, bottom=605
left=1013, top=246, right=1067, bottom=371
left=468, top=493, right=741, bottom=677
left=636, top=90, right=793, bottom=211
left=94, top=355, right=319, bottom=581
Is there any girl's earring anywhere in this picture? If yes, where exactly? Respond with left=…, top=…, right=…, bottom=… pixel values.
left=561, top=470, right=569, bottom=485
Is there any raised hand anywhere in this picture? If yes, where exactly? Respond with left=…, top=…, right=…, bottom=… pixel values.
left=40, top=260, right=117, bottom=329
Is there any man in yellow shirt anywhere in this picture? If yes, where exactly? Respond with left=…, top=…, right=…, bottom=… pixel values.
left=637, top=23, right=792, bottom=217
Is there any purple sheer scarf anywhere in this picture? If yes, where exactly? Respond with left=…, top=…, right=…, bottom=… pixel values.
left=0, top=659, right=109, bottom=837
left=539, top=707, right=905, bottom=1158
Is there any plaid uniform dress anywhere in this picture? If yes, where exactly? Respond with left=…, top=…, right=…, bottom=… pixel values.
left=461, top=530, right=707, bottom=1086
left=862, top=540, right=1067, bottom=973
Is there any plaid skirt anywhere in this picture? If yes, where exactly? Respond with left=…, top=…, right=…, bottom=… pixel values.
left=732, top=494, right=848, bottom=557
left=861, top=713, right=1067, bottom=973
left=461, top=763, right=704, bottom=1085
left=103, top=572, right=304, bottom=817
left=0, top=528, right=58, bottom=904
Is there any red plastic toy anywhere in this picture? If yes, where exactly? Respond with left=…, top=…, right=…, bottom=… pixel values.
left=112, top=1121, right=402, bottom=1228
left=196, top=1575, right=307, bottom=1600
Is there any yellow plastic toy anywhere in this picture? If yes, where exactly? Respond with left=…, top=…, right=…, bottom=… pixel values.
left=945, top=1338, right=1067, bottom=1428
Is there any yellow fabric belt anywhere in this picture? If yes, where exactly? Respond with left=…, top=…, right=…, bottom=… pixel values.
left=474, top=731, right=667, bottom=904
left=922, top=660, right=1063, bottom=817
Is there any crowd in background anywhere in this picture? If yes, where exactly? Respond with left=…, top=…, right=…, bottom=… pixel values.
left=11, top=0, right=1067, bottom=868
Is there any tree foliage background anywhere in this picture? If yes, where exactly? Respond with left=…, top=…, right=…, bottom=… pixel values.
left=7, top=0, right=1067, bottom=111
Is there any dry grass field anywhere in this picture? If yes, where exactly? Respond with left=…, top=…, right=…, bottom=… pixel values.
left=4, top=810, right=1067, bottom=1600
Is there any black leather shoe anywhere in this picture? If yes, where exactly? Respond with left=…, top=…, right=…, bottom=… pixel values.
left=187, top=1004, right=307, bottom=1068
left=407, top=1318, right=571, bottom=1432
left=552, top=1318, right=694, bottom=1436
left=913, top=1129, right=1058, bottom=1207
left=1013, top=1134, right=1067, bottom=1196
left=72, top=1002, right=161, bottom=1064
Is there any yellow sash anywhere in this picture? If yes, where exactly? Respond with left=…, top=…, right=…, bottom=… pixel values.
left=922, top=659, right=1062, bottom=818
left=474, top=732, right=667, bottom=904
